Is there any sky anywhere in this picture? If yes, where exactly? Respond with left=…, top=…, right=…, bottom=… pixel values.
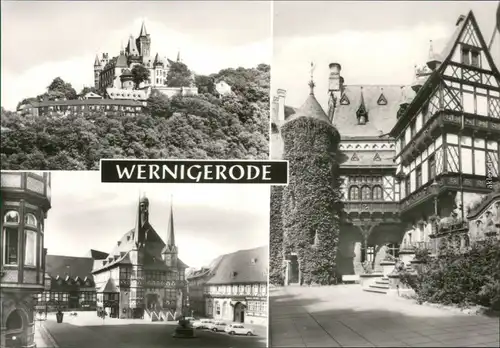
left=43, top=171, right=269, bottom=270
left=1, top=1, right=272, bottom=110
left=273, top=1, right=500, bottom=110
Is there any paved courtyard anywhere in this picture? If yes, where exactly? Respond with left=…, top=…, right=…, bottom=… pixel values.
left=270, top=285, right=499, bottom=347
left=34, top=311, right=266, bottom=348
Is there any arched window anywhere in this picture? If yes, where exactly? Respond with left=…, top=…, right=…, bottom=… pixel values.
left=463, top=234, right=470, bottom=248
left=372, top=185, right=383, bottom=201
left=349, top=186, right=359, bottom=200
left=361, top=186, right=372, bottom=200
left=25, top=213, right=37, bottom=227
left=4, top=211, right=19, bottom=224
left=6, top=310, right=23, bottom=331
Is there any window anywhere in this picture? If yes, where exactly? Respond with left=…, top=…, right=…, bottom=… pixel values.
left=415, top=165, right=423, bottom=188
left=410, top=121, right=416, bottom=138
left=216, top=302, right=221, bottom=316
left=4, top=227, right=18, bottom=264
left=470, top=50, right=480, bottom=68
left=4, top=211, right=20, bottom=223
left=386, top=243, right=400, bottom=258
left=400, top=136, right=406, bottom=150
left=428, top=155, right=436, bottom=180
left=461, top=47, right=470, bottom=65
left=361, top=186, right=371, bottom=200
left=405, top=175, right=411, bottom=196
left=372, top=185, right=383, bottom=201
left=25, top=213, right=37, bottom=227
left=349, top=186, right=359, bottom=200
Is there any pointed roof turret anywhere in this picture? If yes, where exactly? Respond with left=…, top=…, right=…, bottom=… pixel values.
left=126, top=34, right=139, bottom=56
left=162, top=196, right=177, bottom=254
left=116, top=52, right=128, bottom=68
left=154, top=52, right=163, bottom=66
left=286, top=62, right=331, bottom=124
left=94, top=54, right=101, bottom=67
left=176, top=50, right=181, bottom=63
left=139, top=21, right=148, bottom=37
left=356, top=87, right=368, bottom=124
left=426, top=40, right=442, bottom=71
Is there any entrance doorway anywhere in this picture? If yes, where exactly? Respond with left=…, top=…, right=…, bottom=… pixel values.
left=288, top=255, right=299, bottom=284
left=145, top=293, right=159, bottom=311
left=233, top=302, right=245, bottom=323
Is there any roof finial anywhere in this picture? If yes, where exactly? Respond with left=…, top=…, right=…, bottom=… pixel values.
left=308, top=62, right=316, bottom=95
left=176, top=50, right=181, bottom=63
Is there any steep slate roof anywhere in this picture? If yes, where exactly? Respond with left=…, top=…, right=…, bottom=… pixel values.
left=46, top=255, right=95, bottom=281
left=97, top=278, right=119, bottom=293
left=332, top=85, right=415, bottom=138
left=286, top=84, right=331, bottom=124
left=206, top=246, right=268, bottom=285
left=85, top=249, right=108, bottom=260
left=340, top=149, right=396, bottom=167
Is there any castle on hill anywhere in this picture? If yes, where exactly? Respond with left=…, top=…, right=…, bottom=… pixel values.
left=93, top=21, right=197, bottom=100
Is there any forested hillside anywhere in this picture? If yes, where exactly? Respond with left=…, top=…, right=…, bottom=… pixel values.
left=1, top=64, right=270, bottom=170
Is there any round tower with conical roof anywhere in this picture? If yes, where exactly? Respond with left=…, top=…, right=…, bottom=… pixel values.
left=280, top=64, right=342, bottom=285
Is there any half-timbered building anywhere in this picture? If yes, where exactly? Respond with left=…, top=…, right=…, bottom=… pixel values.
left=271, top=10, right=500, bottom=285
left=1, top=172, right=51, bottom=348
left=91, top=196, right=188, bottom=320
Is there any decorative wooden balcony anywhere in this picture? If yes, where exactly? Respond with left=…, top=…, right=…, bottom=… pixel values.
left=399, top=241, right=432, bottom=253
left=344, top=201, right=400, bottom=215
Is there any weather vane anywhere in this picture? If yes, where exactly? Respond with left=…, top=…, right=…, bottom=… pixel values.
left=308, top=62, right=316, bottom=94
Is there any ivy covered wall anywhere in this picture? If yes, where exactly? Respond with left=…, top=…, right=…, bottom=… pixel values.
left=269, top=185, right=285, bottom=285
left=281, top=117, right=342, bottom=285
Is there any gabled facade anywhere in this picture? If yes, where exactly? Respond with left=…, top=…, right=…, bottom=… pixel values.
left=187, top=246, right=268, bottom=325
left=91, top=196, right=188, bottom=320
left=271, top=11, right=500, bottom=283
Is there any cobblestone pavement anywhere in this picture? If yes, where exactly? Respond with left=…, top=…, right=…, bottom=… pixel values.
left=37, top=311, right=267, bottom=348
left=270, top=285, right=500, bottom=347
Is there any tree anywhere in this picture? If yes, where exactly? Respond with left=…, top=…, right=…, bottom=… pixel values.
left=166, top=62, right=193, bottom=87
left=79, top=86, right=98, bottom=97
left=131, top=64, right=150, bottom=88
left=146, top=90, right=172, bottom=119
left=194, top=75, right=217, bottom=95
left=47, top=77, right=77, bottom=100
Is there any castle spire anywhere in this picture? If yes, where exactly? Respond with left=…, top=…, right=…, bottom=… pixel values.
left=176, top=50, right=181, bottom=63
left=139, top=20, right=148, bottom=37
left=167, top=196, right=175, bottom=247
left=94, top=54, right=101, bottom=67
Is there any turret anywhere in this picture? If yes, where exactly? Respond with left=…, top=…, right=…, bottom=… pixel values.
left=137, top=21, right=151, bottom=57
left=134, top=195, right=150, bottom=248
left=426, top=40, right=442, bottom=71
left=94, top=54, right=102, bottom=89
left=162, top=199, right=178, bottom=268
left=120, top=69, right=134, bottom=90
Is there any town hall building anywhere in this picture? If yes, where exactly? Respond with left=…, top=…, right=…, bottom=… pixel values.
left=271, top=11, right=500, bottom=287
left=91, top=196, right=188, bottom=320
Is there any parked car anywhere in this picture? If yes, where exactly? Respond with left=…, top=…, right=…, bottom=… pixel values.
left=184, top=316, right=196, bottom=322
left=207, top=321, right=227, bottom=332
left=192, top=319, right=214, bottom=329
left=224, top=323, right=254, bottom=336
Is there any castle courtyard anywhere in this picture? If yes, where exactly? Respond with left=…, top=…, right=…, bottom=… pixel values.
left=270, top=286, right=500, bottom=347
left=34, top=312, right=267, bottom=348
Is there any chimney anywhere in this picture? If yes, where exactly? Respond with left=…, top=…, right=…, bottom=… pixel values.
left=456, top=14, right=466, bottom=27
left=328, top=63, right=343, bottom=92
left=277, top=89, right=286, bottom=122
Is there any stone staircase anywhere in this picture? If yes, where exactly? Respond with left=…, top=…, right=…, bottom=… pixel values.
left=363, top=276, right=390, bottom=294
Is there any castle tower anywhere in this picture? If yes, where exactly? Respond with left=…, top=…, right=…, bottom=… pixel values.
left=162, top=199, right=178, bottom=268
left=94, top=54, right=102, bottom=89
left=281, top=64, right=341, bottom=285
left=137, top=21, right=151, bottom=58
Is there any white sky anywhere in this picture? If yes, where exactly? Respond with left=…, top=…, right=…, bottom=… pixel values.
left=44, top=171, right=269, bottom=270
left=1, top=1, right=271, bottom=111
left=273, top=1, right=499, bottom=109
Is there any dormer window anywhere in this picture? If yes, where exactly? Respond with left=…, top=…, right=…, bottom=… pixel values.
left=251, top=258, right=257, bottom=264
left=470, top=50, right=480, bottom=68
